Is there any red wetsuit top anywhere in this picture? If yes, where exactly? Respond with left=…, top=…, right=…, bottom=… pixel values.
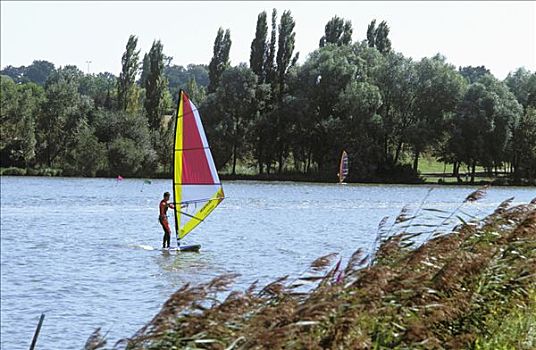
left=159, top=199, right=175, bottom=220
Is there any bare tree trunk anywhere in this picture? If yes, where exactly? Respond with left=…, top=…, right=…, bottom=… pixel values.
left=412, top=149, right=420, bottom=172
left=454, top=162, right=462, bottom=183
left=394, top=140, right=403, bottom=164
left=232, top=143, right=237, bottom=175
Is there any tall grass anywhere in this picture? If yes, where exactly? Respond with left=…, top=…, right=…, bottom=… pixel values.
left=87, top=188, right=536, bottom=350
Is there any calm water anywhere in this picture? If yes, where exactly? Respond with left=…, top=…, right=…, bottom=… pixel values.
left=1, top=176, right=534, bottom=349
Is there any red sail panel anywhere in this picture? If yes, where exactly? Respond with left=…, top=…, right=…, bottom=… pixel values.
left=181, top=93, right=215, bottom=184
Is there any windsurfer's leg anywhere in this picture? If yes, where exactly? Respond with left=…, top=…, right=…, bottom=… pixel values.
left=164, top=231, right=170, bottom=248
left=160, top=217, right=171, bottom=248
left=164, top=219, right=171, bottom=248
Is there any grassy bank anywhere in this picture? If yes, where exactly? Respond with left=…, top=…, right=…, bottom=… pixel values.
left=86, top=189, right=536, bottom=350
left=0, top=161, right=536, bottom=186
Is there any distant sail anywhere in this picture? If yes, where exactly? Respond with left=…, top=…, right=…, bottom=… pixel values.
left=173, top=90, right=224, bottom=241
left=339, top=150, right=349, bottom=183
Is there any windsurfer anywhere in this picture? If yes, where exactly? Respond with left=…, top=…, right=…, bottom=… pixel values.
left=159, top=192, right=175, bottom=248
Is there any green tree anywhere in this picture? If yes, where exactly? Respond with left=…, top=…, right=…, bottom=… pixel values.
left=24, top=60, right=56, bottom=85
left=336, top=81, right=384, bottom=179
left=372, top=51, right=416, bottom=165
left=108, top=137, right=145, bottom=176
left=186, top=64, right=210, bottom=87
left=504, top=67, right=536, bottom=109
left=206, top=65, right=257, bottom=174
left=186, top=77, right=206, bottom=105
left=17, top=83, right=44, bottom=167
left=139, top=53, right=150, bottom=87
left=248, top=82, right=273, bottom=173
left=0, top=66, right=26, bottom=83
left=406, top=55, right=466, bottom=171
left=79, top=72, right=116, bottom=109
left=143, top=40, right=168, bottom=130
left=459, top=65, right=490, bottom=84
left=275, top=10, right=298, bottom=98
left=511, top=107, right=536, bottom=180
left=118, top=35, right=140, bottom=112
left=0, top=60, right=56, bottom=85
left=319, top=16, right=353, bottom=47
left=265, top=9, right=278, bottom=86
left=375, top=21, right=392, bottom=54
left=366, top=19, right=376, bottom=48
left=165, top=64, right=209, bottom=103
left=0, top=78, right=44, bottom=167
left=37, top=66, right=91, bottom=167
left=93, top=109, right=156, bottom=176
left=270, top=10, right=299, bottom=172
left=290, top=44, right=362, bottom=173
left=0, top=76, right=19, bottom=153
left=448, top=76, right=522, bottom=182
left=64, top=123, right=107, bottom=176
left=250, top=11, right=268, bottom=82
left=208, top=28, right=232, bottom=93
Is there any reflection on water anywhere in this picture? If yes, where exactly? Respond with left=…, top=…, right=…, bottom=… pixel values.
left=1, top=176, right=533, bottom=349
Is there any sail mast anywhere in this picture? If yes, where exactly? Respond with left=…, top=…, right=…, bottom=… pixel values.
left=172, top=90, right=184, bottom=243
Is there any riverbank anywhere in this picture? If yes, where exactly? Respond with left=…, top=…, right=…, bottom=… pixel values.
left=2, top=167, right=535, bottom=187
left=87, top=190, right=535, bottom=349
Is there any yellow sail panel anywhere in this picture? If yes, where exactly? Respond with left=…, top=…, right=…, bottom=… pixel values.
left=173, top=92, right=184, bottom=234
left=179, top=187, right=224, bottom=239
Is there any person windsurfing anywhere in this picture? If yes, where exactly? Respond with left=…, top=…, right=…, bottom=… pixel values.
left=159, top=192, right=175, bottom=248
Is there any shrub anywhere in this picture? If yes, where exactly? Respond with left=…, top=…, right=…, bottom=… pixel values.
left=0, top=167, right=26, bottom=175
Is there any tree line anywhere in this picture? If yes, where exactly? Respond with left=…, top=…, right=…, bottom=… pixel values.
left=1, top=11, right=535, bottom=183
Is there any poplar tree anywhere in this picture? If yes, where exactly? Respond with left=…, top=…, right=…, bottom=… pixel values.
left=139, top=53, right=150, bottom=87
left=366, top=19, right=376, bottom=48
left=275, top=10, right=297, bottom=97
left=319, top=16, right=353, bottom=47
left=117, top=35, right=140, bottom=112
left=375, top=21, right=392, bottom=53
left=273, top=10, right=298, bottom=173
left=366, top=19, right=391, bottom=53
left=265, top=9, right=278, bottom=86
left=144, top=40, right=167, bottom=130
left=208, top=28, right=232, bottom=93
left=250, top=11, right=268, bottom=82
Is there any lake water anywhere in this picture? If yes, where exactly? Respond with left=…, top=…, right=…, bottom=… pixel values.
left=1, top=176, right=534, bottom=349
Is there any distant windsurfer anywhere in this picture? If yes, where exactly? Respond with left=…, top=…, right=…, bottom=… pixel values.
left=159, top=192, right=175, bottom=248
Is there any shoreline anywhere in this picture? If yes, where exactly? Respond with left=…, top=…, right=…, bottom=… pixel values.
left=2, top=169, right=535, bottom=187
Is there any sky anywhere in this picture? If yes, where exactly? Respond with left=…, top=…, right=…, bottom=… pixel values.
left=1, top=1, right=535, bottom=79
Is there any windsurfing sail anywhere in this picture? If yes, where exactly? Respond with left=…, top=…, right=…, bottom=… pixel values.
left=338, top=150, right=349, bottom=183
left=172, top=90, right=224, bottom=242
